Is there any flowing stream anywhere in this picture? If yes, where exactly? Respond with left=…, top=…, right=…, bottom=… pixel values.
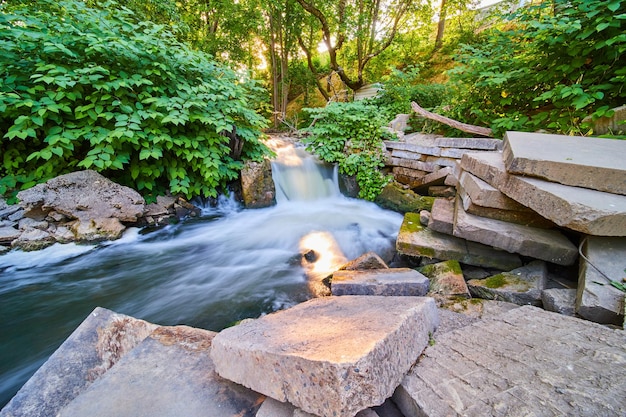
left=0, top=141, right=403, bottom=407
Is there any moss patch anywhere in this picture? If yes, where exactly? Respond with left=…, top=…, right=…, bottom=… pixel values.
left=484, top=274, right=507, bottom=289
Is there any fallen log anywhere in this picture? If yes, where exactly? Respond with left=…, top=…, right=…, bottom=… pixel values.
left=411, top=101, right=494, bottom=138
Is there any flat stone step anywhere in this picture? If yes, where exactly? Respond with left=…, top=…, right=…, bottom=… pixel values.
left=394, top=306, right=626, bottom=416
left=397, top=212, right=523, bottom=271
left=458, top=170, right=528, bottom=211
left=331, top=268, right=429, bottom=296
left=57, top=326, right=263, bottom=417
left=576, top=236, right=626, bottom=326
left=210, top=296, right=439, bottom=417
left=453, top=196, right=578, bottom=265
left=460, top=151, right=626, bottom=236
left=503, top=131, right=626, bottom=195
left=0, top=308, right=158, bottom=417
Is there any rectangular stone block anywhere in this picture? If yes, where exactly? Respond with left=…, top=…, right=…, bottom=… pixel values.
left=397, top=212, right=522, bottom=270
left=389, top=157, right=439, bottom=172
left=428, top=198, right=454, bottom=235
left=453, top=196, right=578, bottom=265
left=391, top=167, right=427, bottom=185
left=391, top=149, right=423, bottom=160
left=460, top=151, right=626, bottom=236
left=503, top=131, right=626, bottom=196
left=411, top=167, right=452, bottom=189
left=440, top=148, right=467, bottom=159
left=331, top=268, right=429, bottom=296
left=211, top=296, right=439, bottom=417
left=459, top=171, right=527, bottom=211
left=424, top=156, right=457, bottom=168
left=576, top=236, right=626, bottom=326
left=458, top=188, right=555, bottom=228
left=434, top=137, right=502, bottom=150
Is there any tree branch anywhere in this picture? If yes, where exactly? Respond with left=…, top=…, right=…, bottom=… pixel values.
left=411, top=101, right=494, bottom=137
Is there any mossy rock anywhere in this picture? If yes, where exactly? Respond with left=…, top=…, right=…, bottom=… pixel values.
left=375, top=181, right=435, bottom=213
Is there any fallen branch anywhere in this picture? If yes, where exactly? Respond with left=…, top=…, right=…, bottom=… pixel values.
left=411, top=101, right=494, bottom=138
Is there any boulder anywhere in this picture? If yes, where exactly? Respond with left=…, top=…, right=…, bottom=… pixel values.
left=467, top=261, right=548, bottom=306
left=240, top=159, right=276, bottom=208
left=210, top=296, right=439, bottom=417
left=374, top=181, right=435, bottom=213
left=10, top=228, right=55, bottom=251
left=331, top=268, right=429, bottom=296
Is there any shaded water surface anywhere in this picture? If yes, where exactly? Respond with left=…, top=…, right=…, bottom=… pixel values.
left=0, top=145, right=403, bottom=407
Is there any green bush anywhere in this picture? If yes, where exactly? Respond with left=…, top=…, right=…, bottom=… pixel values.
left=441, top=0, right=626, bottom=137
left=0, top=0, right=269, bottom=201
left=302, top=101, right=393, bottom=201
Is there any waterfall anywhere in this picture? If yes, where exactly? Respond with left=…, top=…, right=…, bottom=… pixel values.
left=270, top=143, right=340, bottom=203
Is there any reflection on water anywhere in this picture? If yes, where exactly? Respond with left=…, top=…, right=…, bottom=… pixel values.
left=0, top=194, right=402, bottom=408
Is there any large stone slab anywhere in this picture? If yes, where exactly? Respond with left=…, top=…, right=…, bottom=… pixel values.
left=434, top=137, right=502, bottom=150
left=427, top=198, right=454, bottom=235
left=397, top=213, right=523, bottom=270
left=576, top=236, right=626, bottom=326
left=210, top=296, right=439, bottom=417
left=58, top=326, right=263, bottom=417
left=503, top=131, right=626, bottom=195
left=467, top=261, right=548, bottom=306
left=0, top=308, right=157, bottom=417
left=461, top=151, right=626, bottom=236
left=393, top=306, right=626, bottom=416
left=453, top=196, right=578, bottom=265
left=458, top=170, right=528, bottom=211
left=331, top=269, right=429, bottom=296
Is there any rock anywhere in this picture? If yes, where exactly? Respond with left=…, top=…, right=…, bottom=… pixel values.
left=453, top=196, right=578, bottom=265
left=240, top=159, right=276, bottom=208
left=257, top=398, right=300, bottom=417
left=374, top=181, right=435, bottom=213
left=331, top=268, right=430, bottom=296
left=437, top=298, right=520, bottom=320
left=387, top=114, right=411, bottom=138
left=210, top=296, right=439, bottom=417
left=418, top=260, right=470, bottom=299
left=503, top=131, right=626, bottom=196
left=69, top=217, right=126, bottom=241
left=419, top=210, right=430, bottom=226
left=17, top=170, right=144, bottom=223
left=542, top=288, right=577, bottom=316
left=388, top=157, right=440, bottom=172
left=427, top=186, right=455, bottom=198
left=52, top=226, right=75, bottom=243
left=0, top=226, right=21, bottom=244
left=583, top=104, right=626, bottom=135
left=11, top=228, right=55, bottom=251
left=458, top=187, right=556, bottom=228
left=397, top=213, right=523, bottom=271
left=394, top=306, right=626, bottom=417
left=340, top=251, right=389, bottom=270
left=8, top=208, right=24, bottom=222
left=427, top=198, right=454, bottom=235
left=461, top=265, right=492, bottom=280
left=143, top=195, right=176, bottom=217
left=0, top=204, right=21, bottom=219
left=1, top=307, right=157, bottom=417
left=434, top=137, right=502, bottom=150
left=18, top=218, right=48, bottom=231
left=458, top=170, right=528, bottom=211
left=576, top=236, right=626, bottom=326
left=57, top=326, right=264, bottom=417
left=391, top=167, right=428, bottom=186
left=461, top=151, right=626, bottom=236
left=410, top=167, right=452, bottom=189
left=467, top=260, right=548, bottom=306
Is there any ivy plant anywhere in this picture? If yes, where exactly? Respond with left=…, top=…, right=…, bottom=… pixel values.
left=302, top=101, right=393, bottom=201
left=0, top=0, right=269, bottom=201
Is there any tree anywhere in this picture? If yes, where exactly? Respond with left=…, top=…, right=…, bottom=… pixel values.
left=295, top=0, right=415, bottom=92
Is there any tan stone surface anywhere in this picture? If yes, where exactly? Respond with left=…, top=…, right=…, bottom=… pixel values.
left=211, top=296, right=439, bottom=417
left=331, top=268, right=429, bottom=296
left=461, top=151, right=626, bottom=236
left=427, top=198, right=454, bottom=235
left=503, top=131, right=626, bottom=195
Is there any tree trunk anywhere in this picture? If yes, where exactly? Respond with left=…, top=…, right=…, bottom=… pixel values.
left=434, top=0, right=447, bottom=51
left=411, top=101, right=494, bottom=137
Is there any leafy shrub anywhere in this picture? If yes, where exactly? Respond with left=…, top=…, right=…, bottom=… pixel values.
left=302, top=101, right=393, bottom=201
left=441, top=0, right=626, bottom=137
left=0, top=0, right=269, bottom=200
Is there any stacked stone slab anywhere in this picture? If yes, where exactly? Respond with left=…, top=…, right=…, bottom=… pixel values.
left=384, top=134, right=502, bottom=192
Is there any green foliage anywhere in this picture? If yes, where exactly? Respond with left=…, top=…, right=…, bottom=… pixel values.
left=0, top=0, right=269, bottom=199
left=302, top=101, right=393, bottom=200
left=440, top=0, right=626, bottom=137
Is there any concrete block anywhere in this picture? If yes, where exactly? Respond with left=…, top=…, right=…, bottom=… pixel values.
left=461, top=151, right=626, bottom=236
left=397, top=213, right=523, bottom=270
left=467, top=261, right=548, bottom=306
left=503, top=131, right=626, bottom=196
left=395, top=306, right=626, bottom=416
left=211, top=296, right=439, bottom=417
left=428, top=198, right=454, bottom=235
left=58, top=326, right=264, bottom=417
left=331, top=268, right=429, bottom=296
left=453, top=196, right=578, bottom=265
left=576, top=236, right=626, bottom=326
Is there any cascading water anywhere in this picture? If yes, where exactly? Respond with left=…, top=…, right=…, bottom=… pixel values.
left=0, top=139, right=403, bottom=407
